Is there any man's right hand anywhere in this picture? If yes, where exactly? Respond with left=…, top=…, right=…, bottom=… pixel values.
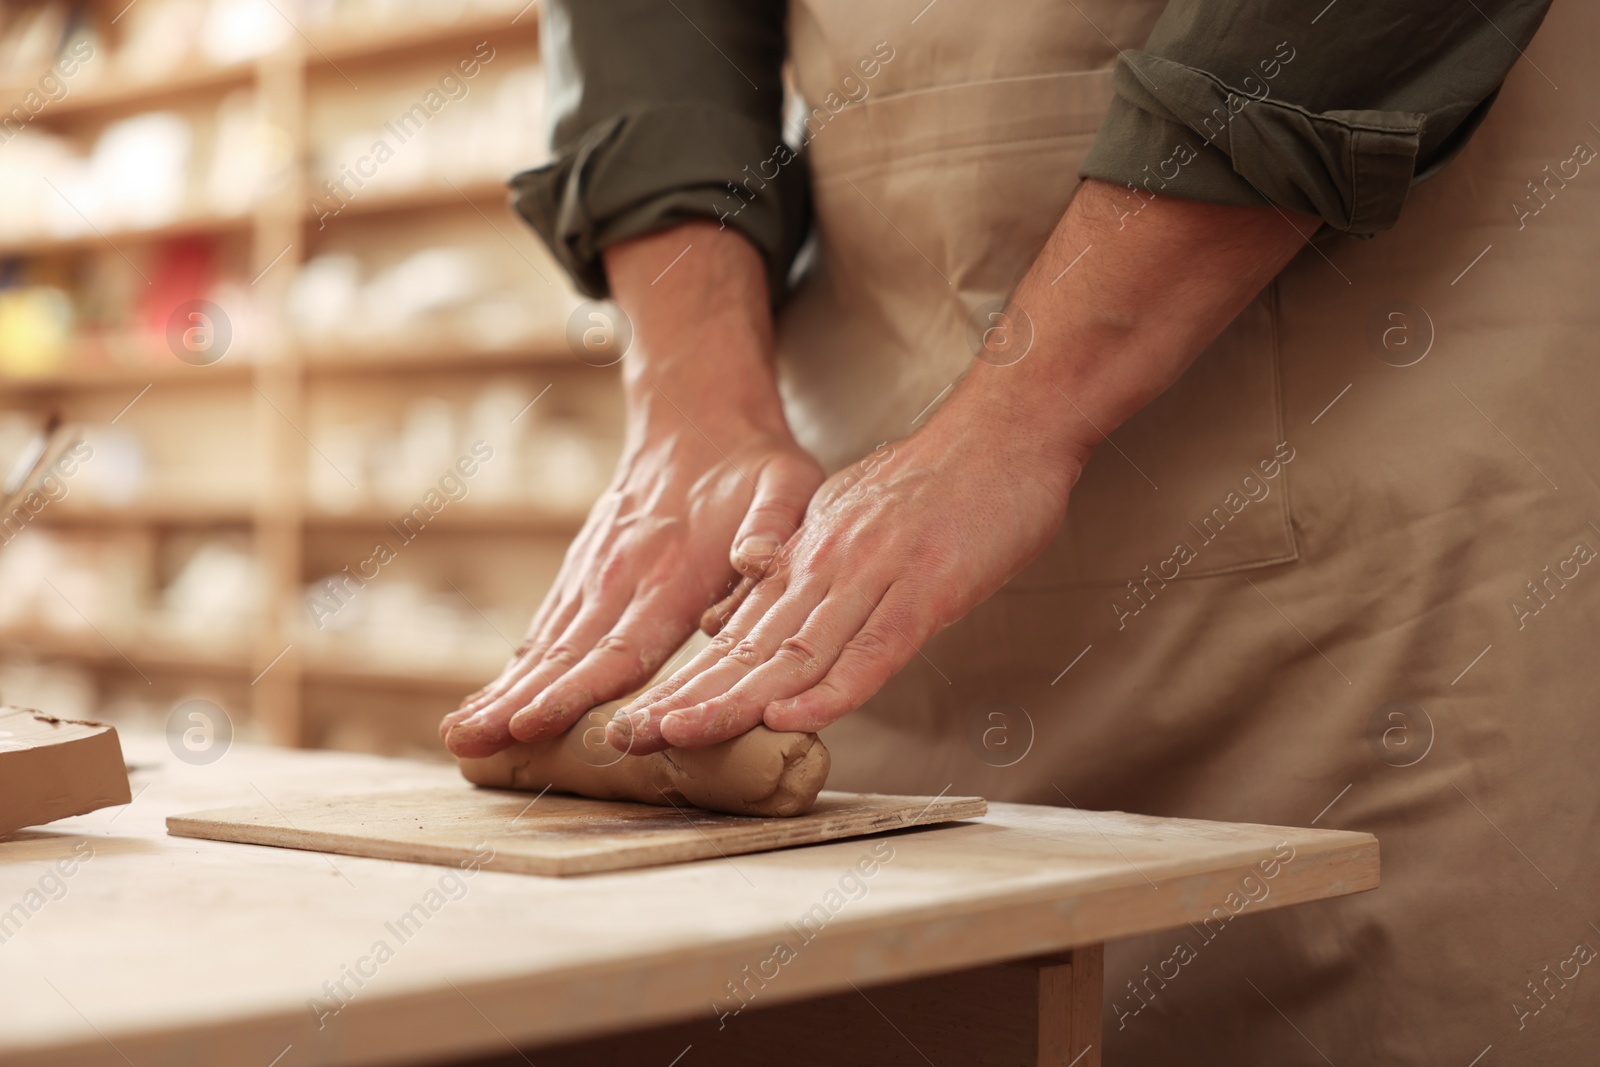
left=441, top=221, right=820, bottom=758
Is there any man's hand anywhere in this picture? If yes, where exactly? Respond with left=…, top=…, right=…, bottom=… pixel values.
left=603, top=392, right=1083, bottom=752
left=604, top=180, right=1315, bottom=751
left=441, top=221, right=820, bottom=757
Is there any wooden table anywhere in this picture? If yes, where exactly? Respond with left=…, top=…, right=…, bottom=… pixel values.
left=0, top=735, right=1378, bottom=1067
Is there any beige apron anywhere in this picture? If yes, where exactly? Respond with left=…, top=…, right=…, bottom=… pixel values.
left=778, top=1, right=1600, bottom=1063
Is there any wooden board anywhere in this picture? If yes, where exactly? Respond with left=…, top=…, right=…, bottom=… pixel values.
left=166, top=786, right=989, bottom=875
left=0, top=707, right=131, bottom=838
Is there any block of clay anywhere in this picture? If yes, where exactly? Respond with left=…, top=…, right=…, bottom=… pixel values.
left=459, top=719, right=830, bottom=818
left=0, top=707, right=132, bottom=838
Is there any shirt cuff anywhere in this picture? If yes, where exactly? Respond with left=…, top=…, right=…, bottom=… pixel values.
left=509, top=102, right=810, bottom=306
left=1081, top=51, right=1426, bottom=233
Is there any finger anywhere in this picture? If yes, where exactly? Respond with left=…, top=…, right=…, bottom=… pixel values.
left=606, top=572, right=793, bottom=751
left=600, top=682, right=676, bottom=755
left=449, top=505, right=616, bottom=721
left=481, top=586, right=631, bottom=721
left=763, top=581, right=931, bottom=732
left=441, top=693, right=487, bottom=740
left=449, top=583, right=583, bottom=722
left=439, top=635, right=545, bottom=739
left=445, top=585, right=632, bottom=756
left=646, top=578, right=828, bottom=739
left=508, top=587, right=697, bottom=742
left=442, top=711, right=519, bottom=759
left=656, top=684, right=767, bottom=749
left=597, top=628, right=728, bottom=754
left=448, top=636, right=542, bottom=724
left=699, top=575, right=755, bottom=635
left=659, top=588, right=876, bottom=747
left=729, top=453, right=816, bottom=578
left=444, top=634, right=567, bottom=755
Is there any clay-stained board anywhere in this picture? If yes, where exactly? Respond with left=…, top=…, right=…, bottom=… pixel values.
left=166, top=787, right=987, bottom=875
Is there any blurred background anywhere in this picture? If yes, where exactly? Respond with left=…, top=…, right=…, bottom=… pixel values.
left=0, top=0, right=618, bottom=757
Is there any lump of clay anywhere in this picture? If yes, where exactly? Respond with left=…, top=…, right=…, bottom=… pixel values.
left=458, top=715, right=830, bottom=818
left=1, top=707, right=132, bottom=837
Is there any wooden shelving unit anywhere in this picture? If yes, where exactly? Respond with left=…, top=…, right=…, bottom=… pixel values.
left=0, top=626, right=254, bottom=678
left=0, top=177, right=509, bottom=260
left=302, top=338, right=568, bottom=374
left=0, top=211, right=255, bottom=259
left=0, top=1, right=601, bottom=751
left=0, top=59, right=258, bottom=121
left=1, top=357, right=257, bottom=391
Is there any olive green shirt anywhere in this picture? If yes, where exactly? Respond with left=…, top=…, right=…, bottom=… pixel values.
left=511, top=0, right=1552, bottom=304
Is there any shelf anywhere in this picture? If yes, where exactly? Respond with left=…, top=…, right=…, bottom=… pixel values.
left=1, top=340, right=579, bottom=388
left=305, top=503, right=585, bottom=534
left=1, top=356, right=258, bottom=392
left=0, top=177, right=507, bottom=260
left=1, top=624, right=504, bottom=692
left=301, top=338, right=568, bottom=373
left=0, top=6, right=536, bottom=123
left=309, top=7, right=539, bottom=67
left=29, top=498, right=585, bottom=530
left=35, top=500, right=258, bottom=526
left=0, top=626, right=253, bottom=677
left=306, top=175, right=511, bottom=224
left=0, top=211, right=252, bottom=259
left=4, top=60, right=258, bottom=122
left=302, top=654, right=498, bottom=692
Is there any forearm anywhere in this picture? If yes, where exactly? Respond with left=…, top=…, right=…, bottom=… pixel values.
left=936, top=179, right=1314, bottom=473
left=446, top=223, right=821, bottom=755
left=598, top=185, right=1315, bottom=748
left=602, top=219, right=791, bottom=442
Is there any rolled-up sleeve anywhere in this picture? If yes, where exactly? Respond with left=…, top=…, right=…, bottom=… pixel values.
left=511, top=0, right=805, bottom=303
left=1080, top=1, right=1553, bottom=232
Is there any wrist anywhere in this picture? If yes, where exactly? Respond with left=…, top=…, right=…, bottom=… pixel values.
left=943, top=282, right=1166, bottom=488
left=932, top=347, right=1107, bottom=496
left=622, top=352, right=792, bottom=440
left=604, top=219, right=793, bottom=444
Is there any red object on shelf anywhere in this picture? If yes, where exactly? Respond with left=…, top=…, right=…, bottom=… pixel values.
left=140, top=238, right=218, bottom=351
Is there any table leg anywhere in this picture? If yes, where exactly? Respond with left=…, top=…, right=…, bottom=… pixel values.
left=1040, top=943, right=1103, bottom=1066
left=467, top=945, right=1104, bottom=1067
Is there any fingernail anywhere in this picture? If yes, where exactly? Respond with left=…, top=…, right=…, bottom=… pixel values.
left=736, top=537, right=779, bottom=565
left=611, top=709, right=648, bottom=737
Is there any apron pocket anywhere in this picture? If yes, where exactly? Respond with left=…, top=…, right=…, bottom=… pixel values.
left=1017, top=283, right=1299, bottom=588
